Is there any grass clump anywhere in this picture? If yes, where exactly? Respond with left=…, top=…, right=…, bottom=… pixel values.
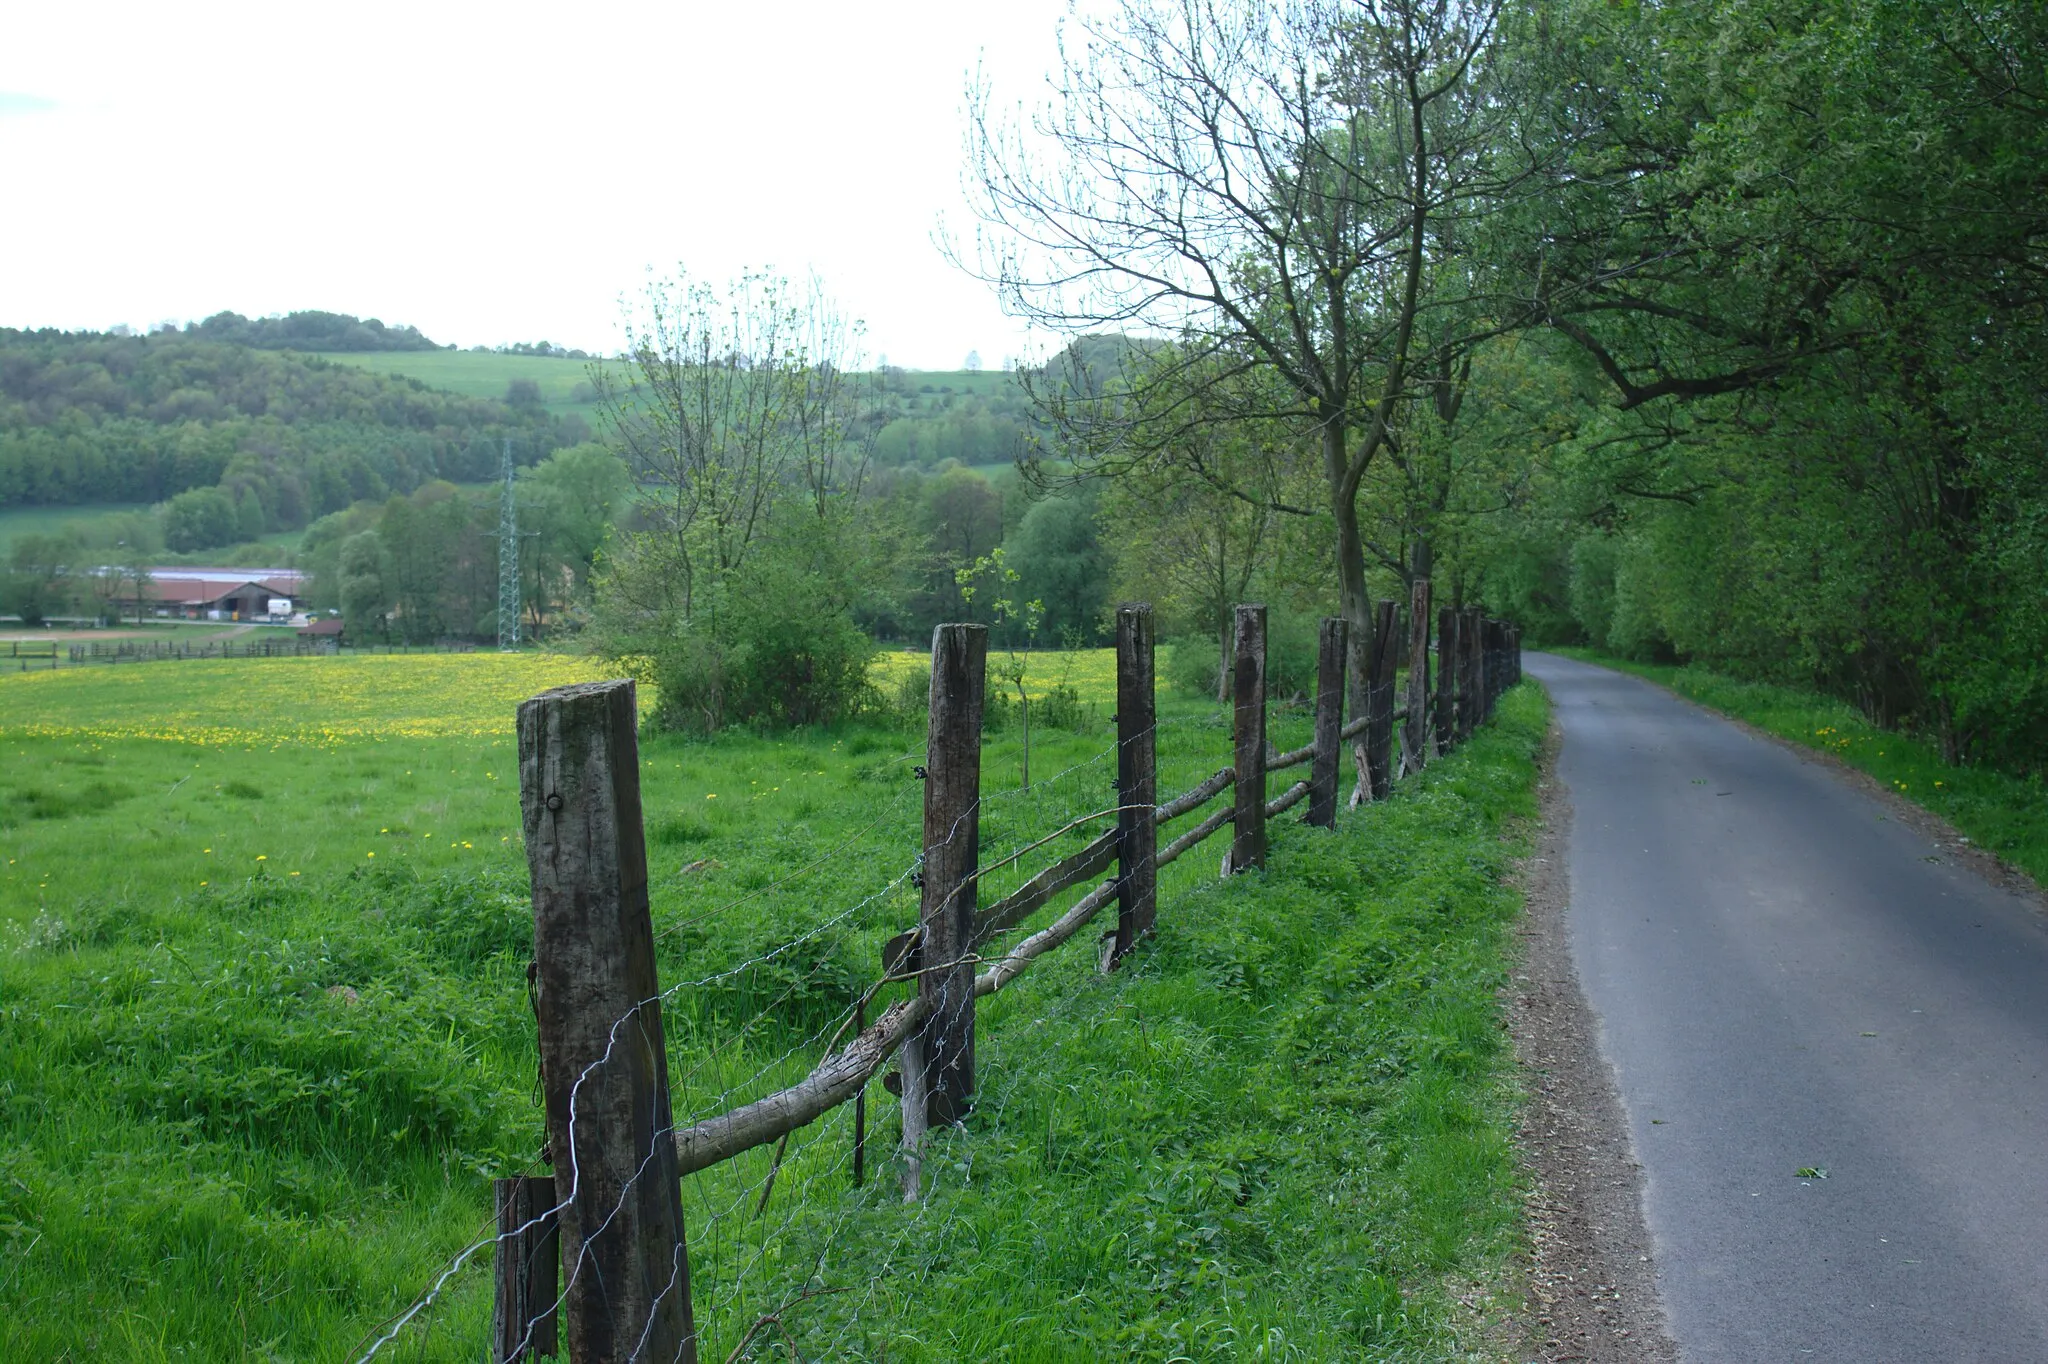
left=1551, top=648, right=2048, bottom=887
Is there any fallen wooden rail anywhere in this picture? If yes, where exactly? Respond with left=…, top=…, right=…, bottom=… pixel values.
left=1157, top=767, right=1232, bottom=822
left=972, top=828, right=1119, bottom=946
left=674, top=996, right=929, bottom=1176
left=1157, top=802, right=1234, bottom=868
left=1265, top=779, right=1311, bottom=819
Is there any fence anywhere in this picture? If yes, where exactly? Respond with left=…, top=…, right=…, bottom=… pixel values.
left=358, top=590, right=1523, bottom=1363
left=2, top=636, right=487, bottom=670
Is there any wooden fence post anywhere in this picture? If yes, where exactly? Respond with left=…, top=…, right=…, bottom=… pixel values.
left=1111, top=604, right=1157, bottom=964
left=1306, top=616, right=1348, bottom=828
left=518, top=679, right=696, bottom=1364
left=491, top=1175, right=561, bottom=1363
left=1401, top=580, right=1432, bottom=776
left=1365, top=600, right=1398, bottom=800
left=1457, top=608, right=1481, bottom=740
left=1488, top=620, right=1505, bottom=712
left=1436, top=607, right=1459, bottom=754
left=916, top=624, right=985, bottom=1128
left=1483, top=614, right=1495, bottom=714
left=1228, top=604, right=1267, bottom=873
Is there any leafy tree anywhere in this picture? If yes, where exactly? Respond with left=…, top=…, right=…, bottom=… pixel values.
left=337, top=531, right=392, bottom=641
left=162, top=487, right=240, bottom=552
left=590, top=269, right=890, bottom=730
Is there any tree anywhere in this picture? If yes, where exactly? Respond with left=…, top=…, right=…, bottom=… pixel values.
left=590, top=268, right=890, bottom=730
left=1, top=534, right=78, bottom=625
left=965, top=0, right=1535, bottom=754
left=162, top=487, right=240, bottom=552
left=518, top=443, right=631, bottom=635
left=338, top=531, right=391, bottom=641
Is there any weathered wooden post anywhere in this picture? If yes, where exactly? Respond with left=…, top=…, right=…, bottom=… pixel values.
left=1111, top=604, right=1157, bottom=964
left=1460, top=608, right=1484, bottom=738
left=491, top=1176, right=560, bottom=1363
left=519, top=679, right=695, bottom=1364
left=1401, top=580, right=1432, bottom=776
left=1482, top=618, right=1499, bottom=716
left=1365, top=600, right=1398, bottom=800
left=1436, top=607, right=1460, bottom=754
left=916, top=624, right=985, bottom=1128
left=1228, top=604, right=1267, bottom=873
left=1306, top=616, right=1348, bottom=828
left=1498, top=620, right=1510, bottom=710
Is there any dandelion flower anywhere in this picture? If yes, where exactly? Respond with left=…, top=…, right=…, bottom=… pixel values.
left=255, top=855, right=267, bottom=861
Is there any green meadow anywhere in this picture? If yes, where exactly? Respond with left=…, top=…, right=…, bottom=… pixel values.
left=0, top=649, right=1543, bottom=1360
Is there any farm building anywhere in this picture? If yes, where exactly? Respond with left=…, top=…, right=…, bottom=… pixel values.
left=133, top=568, right=308, bottom=621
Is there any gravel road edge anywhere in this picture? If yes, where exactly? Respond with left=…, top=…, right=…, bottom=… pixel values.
left=1506, top=718, right=1679, bottom=1363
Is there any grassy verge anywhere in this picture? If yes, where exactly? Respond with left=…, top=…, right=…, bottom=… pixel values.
left=0, top=653, right=1545, bottom=1359
left=1548, top=647, right=2048, bottom=888
left=758, top=683, right=1549, bottom=1360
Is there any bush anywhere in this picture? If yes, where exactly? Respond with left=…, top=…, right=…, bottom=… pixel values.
left=643, top=524, right=878, bottom=733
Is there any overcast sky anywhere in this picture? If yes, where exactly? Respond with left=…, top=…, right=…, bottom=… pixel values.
left=0, top=0, right=1073, bottom=368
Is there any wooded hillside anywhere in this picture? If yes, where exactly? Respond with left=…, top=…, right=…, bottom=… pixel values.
left=0, top=329, right=571, bottom=540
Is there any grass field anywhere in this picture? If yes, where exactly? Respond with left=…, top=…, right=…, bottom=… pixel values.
left=0, top=502, right=152, bottom=556
left=1549, top=648, right=2048, bottom=889
left=312, top=351, right=616, bottom=428
left=316, top=350, right=1028, bottom=433
left=0, top=648, right=1543, bottom=1360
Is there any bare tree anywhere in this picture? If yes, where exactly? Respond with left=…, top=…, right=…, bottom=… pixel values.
left=591, top=268, right=870, bottom=628
left=964, top=0, right=1531, bottom=773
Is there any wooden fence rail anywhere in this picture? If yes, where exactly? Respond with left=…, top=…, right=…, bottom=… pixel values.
left=498, top=590, right=1524, bottom=1362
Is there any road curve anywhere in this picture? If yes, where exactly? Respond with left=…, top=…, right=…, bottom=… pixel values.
left=1529, top=653, right=2048, bottom=1363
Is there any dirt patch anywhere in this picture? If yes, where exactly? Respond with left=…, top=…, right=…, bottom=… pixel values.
left=1504, top=721, right=1678, bottom=1364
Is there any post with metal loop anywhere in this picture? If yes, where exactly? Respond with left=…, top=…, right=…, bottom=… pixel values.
left=1228, top=604, right=1268, bottom=873
left=519, top=678, right=696, bottom=1364
left=1306, top=616, right=1348, bottom=828
left=1110, top=605, right=1158, bottom=964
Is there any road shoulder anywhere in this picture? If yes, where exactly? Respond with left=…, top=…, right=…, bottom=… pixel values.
left=1507, top=718, right=1678, bottom=1363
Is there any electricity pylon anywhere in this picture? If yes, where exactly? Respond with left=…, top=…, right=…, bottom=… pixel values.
left=497, top=438, right=520, bottom=650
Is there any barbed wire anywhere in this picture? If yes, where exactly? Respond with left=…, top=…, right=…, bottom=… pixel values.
left=355, top=695, right=1273, bottom=1360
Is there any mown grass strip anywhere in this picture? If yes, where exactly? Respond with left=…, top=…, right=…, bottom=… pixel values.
left=1547, top=648, right=2048, bottom=889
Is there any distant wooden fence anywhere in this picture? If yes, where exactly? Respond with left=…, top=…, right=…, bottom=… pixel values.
left=491, top=591, right=1523, bottom=1363
left=4, top=637, right=485, bottom=671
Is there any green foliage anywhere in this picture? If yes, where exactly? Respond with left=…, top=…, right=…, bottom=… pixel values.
left=638, top=508, right=882, bottom=732
left=0, top=329, right=572, bottom=533
left=184, top=309, right=441, bottom=352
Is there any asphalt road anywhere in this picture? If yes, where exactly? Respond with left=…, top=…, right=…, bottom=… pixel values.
left=1529, top=653, right=2048, bottom=1363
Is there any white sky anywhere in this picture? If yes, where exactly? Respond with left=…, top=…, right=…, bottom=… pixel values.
left=0, top=0, right=1073, bottom=369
